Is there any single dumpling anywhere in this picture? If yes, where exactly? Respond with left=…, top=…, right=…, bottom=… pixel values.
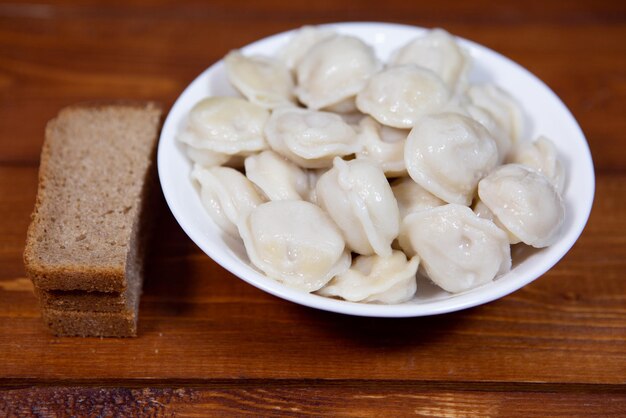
left=478, top=164, right=565, bottom=248
left=224, top=51, right=295, bottom=109
left=401, top=204, right=511, bottom=293
left=404, top=112, right=499, bottom=205
left=296, top=34, right=382, bottom=110
left=178, top=97, right=269, bottom=155
left=244, top=150, right=310, bottom=201
left=356, top=65, right=450, bottom=128
left=192, top=165, right=266, bottom=237
left=277, top=25, right=336, bottom=70
left=315, top=158, right=400, bottom=257
left=264, top=107, right=361, bottom=168
left=391, top=177, right=446, bottom=220
left=185, top=145, right=231, bottom=167
left=389, top=28, right=469, bottom=91
left=238, top=200, right=351, bottom=292
left=466, top=84, right=524, bottom=143
left=508, top=135, right=565, bottom=194
left=317, top=251, right=419, bottom=304
left=355, top=116, right=409, bottom=177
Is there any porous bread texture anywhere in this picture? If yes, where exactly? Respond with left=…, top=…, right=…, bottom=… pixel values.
left=41, top=308, right=138, bottom=338
left=24, top=102, right=162, bottom=293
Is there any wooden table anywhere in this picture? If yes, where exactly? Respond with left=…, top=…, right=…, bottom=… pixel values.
left=1, top=1, right=625, bottom=416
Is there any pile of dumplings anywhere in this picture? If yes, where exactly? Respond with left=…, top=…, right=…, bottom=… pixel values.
left=178, top=26, right=566, bottom=304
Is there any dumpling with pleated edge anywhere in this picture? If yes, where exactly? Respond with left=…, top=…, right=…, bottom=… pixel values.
left=404, top=112, right=499, bottom=206
left=317, top=250, right=419, bottom=304
left=177, top=96, right=269, bottom=155
left=356, top=65, right=450, bottom=129
left=296, top=34, right=382, bottom=110
left=508, top=135, right=566, bottom=194
left=264, top=107, right=361, bottom=169
left=478, top=164, right=565, bottom=248
left=399, top=204, right=511, bottom=293
left=389, top=28, right=470, bottom=92
left=315, top=157, right=400, bottom=257
left=224, top=50, right=296, bottom=109
left=192, top=165, right=267, bottom=238
left=238, top=200, right=351, bottom=292
left=244, top=150, right=311, bottom=201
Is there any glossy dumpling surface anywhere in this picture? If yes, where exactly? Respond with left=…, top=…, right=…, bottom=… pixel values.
left=238, top=200, right=351, bottom=292
left=356, top=65, right=449, bottom=128
left=478, top=164, right=565, bottom=248
left=178, top=97, right=269, bottom=154
left=244, top=150, right=310, bottom=200
left=315, top=158, right=400, bottom=256
left=296, top=35, right=381, bottom=110
left=508, top=135, right=565, bottom=194
left=278, top=25, right=336, bottom=70
left=192, top=165, right=266, bottom=237
left=224, top=51, right=295, bottom=109
left=355, top=116, right=408, bottom=177
left=317, top=251, right=419, bottom=304
left=467, top=84, right=524, bottom=143
left=264, top=107, right=360, bottom=168
left=404, top=112, right=498, bottom=205
left=401, top=204, right=511, bottom=293
left=389, top=28, right=468, bottom=91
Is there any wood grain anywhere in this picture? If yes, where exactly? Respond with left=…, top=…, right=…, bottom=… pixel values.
left=0, top=0, right=624, bottom=415
left=0, top=167, right=624, bottom=384
left=1, top=383, right=625, bottom=417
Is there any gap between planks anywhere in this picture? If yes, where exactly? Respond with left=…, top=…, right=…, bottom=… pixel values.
left=0, top=379, right=624, bottom=394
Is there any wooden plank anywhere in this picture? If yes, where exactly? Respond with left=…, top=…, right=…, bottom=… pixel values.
left=1, top=167, right=624, bottom=383
left=1, top=384, right=625, bottom=417
left=0, top=14, right=624, bottom=169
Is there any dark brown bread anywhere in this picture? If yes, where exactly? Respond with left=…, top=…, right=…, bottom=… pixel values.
left=41, top=308, right=138, bottom=338
left=35, top=283, right=139, bottom=313
left=24, top=102, right=162, bottom=292
left=24, top=102, right=161, bottom=337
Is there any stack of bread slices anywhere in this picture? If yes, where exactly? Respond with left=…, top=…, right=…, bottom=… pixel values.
left=24, top=102, right=162, bottom=337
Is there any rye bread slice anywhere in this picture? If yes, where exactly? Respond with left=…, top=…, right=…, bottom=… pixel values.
left=41, top=308, right=138, bottom=338
left=24, top=102, right=162, bottom=293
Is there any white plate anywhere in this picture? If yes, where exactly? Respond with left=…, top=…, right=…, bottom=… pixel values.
left=157, top=22, right=595, bottom=317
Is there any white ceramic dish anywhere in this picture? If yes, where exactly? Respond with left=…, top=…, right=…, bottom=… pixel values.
left=157, top=22, right=595, bottom=317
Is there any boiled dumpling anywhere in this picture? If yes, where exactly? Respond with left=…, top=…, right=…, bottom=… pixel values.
left=238, top=200, right=351, bottom=292
left=185, top=146, right=231, bottom=167
left=467, top=84, right=524, bottom=143
left=473, top=199, right=521, bottom=244
left=355, top=116, right=408, bottom=177
left=296, top=35, right=382, bottom=110
left=404, top=112, right=498, bottom=205
left=389, top=28, right=469, bottom=91
left=317, top=251, right=419, bottom=304
left=278, top=25, right=336, bottom=70
left=391, top=177, right=446, bottom=220
left=508, top=135, right=565, bottom=194
left=478, top=164, right=565, bottom=248
left=400, top=204, right=511, bottom=293
left=178, top=97, right=269, bottom=155
left=224, top=51, right=295, bottom=109
left=192, top=165, right=266, bottom=237
left=315, top=158, right=400, bottom=256
left=264, top=107, right=361, bottom=168
left=356, top=65, right=450, bottom=128
left=244, top=150, right=310, bottom=201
